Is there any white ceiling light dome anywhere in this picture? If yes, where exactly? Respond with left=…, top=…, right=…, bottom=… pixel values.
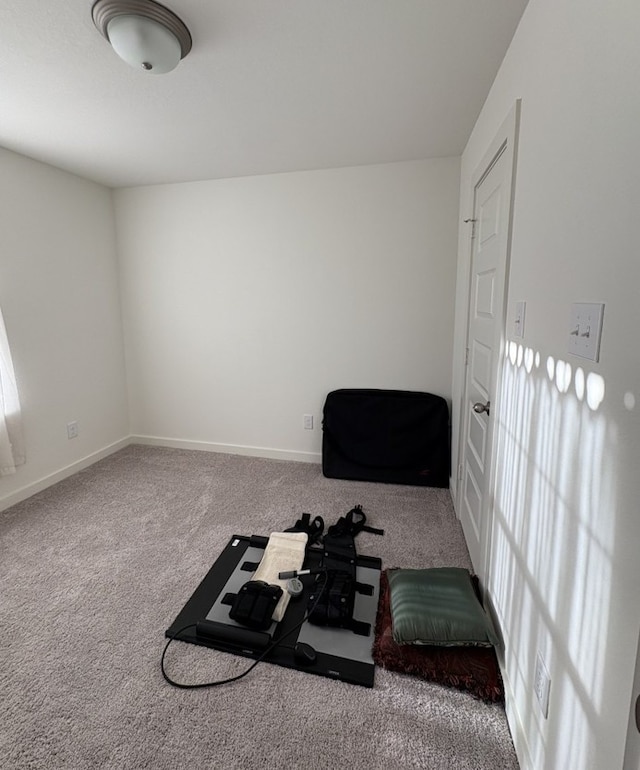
left=92, top=0, right=192, bottom=74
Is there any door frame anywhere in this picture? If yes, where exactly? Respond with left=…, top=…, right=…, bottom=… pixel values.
left=623, top=630, right=640, bottom=768
left=456, top=100, right=521, bottom=582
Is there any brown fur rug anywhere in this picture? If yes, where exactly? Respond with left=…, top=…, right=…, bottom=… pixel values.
left=372, top=570, right=504, bottom=702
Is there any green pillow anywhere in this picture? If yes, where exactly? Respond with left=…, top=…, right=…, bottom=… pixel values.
left=388, top=567, right=498, bottom=647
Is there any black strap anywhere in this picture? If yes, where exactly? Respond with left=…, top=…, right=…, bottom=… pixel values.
left=362, top=523, right=384, bottom=536
left=326, top=505, right=384, bottom=539
left=285, top=512, right=325, bottom=545
left=349, top=619, right=371, bottom=637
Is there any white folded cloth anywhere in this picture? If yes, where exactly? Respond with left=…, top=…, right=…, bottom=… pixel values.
left=252, top=531, right=308, bottom=622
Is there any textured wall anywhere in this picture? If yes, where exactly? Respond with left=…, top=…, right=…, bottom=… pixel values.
left=0, top=148, right=129, bottom=508
left=450, top=1, right=640, bottom=767
left=114, top=158, right=460, bottom=460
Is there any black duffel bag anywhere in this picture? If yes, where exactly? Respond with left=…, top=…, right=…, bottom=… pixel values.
left=322, top=389, right=450, bottom=487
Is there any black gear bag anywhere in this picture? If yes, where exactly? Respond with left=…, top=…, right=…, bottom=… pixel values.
left=322, top=389, right=450, bottom=487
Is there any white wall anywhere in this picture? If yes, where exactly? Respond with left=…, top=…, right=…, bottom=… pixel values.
left=0, top=149, right=129, bottom=509
left=114, top=158, right=460, bottom=460
left=451, top=1, right=640, bottom=768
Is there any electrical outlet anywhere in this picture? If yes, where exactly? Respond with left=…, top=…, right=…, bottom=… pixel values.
left=67, top=421, right=79, bottom=439
left=514, top=301, right=526, bottom=338
left=534, top=652, right=551, bottom=718
left=303, top=414, right=314, bottom=430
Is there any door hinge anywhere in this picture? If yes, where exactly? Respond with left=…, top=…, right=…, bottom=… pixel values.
left=465, top=347, right=470, bottom=366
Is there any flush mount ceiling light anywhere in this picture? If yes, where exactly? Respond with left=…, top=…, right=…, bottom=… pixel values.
left=92, top=0, right=192, bottom=74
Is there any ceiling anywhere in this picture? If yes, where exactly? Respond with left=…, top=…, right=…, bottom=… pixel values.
left=0, top=1, right=528, bottom=189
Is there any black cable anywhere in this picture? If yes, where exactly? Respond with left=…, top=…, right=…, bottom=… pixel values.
left=161, top=570, right=328, bottom=689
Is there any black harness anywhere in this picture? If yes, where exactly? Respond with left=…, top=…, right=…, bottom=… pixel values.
left=224, top=506, right=383, bottom=635
left=307, top=505, right=383, bottom=635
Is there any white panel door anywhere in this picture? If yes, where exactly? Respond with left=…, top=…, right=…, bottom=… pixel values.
left=459, top=106, right=518, bottom=576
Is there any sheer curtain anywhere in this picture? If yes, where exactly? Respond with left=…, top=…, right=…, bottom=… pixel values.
left=0, top=305, right=25, bottom=475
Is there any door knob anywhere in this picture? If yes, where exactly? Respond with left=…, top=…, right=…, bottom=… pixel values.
left=473, top=400, right=491, bottom=416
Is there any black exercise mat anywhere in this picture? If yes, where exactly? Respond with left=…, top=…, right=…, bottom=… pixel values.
left=165, top=534, right=382, bottom=687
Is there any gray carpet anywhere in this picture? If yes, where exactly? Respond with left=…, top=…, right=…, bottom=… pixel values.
left=0, top=446, right=519, bottom=769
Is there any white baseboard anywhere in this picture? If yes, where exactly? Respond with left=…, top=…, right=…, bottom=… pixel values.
left=130, top=435, right=322, bottom=465
left=503, top=667, right=534, bottom=770
left=483, top=588, right=532, bottom=770
left=490, top=631, right=534, bottom=770
left=0, top=437, right=130, bottom=512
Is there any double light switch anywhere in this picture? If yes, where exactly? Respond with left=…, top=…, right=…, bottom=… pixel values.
left=567, top=303, right=605, bottom=362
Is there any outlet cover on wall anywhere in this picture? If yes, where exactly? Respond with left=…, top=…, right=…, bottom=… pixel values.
left=303, top=414, right=314, bottom=430
left=534, top=652, right=551, bottom=718
left=67, top=421, right=79, bottom=439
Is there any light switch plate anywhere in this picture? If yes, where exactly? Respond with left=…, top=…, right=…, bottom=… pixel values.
left=567, top=303, right=605, bottom=361
left=514, top=301, right=526, bottom=338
